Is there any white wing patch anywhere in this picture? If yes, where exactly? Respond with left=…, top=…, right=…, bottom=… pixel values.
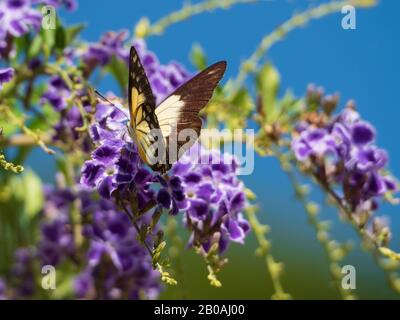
left=155, top=94, right=185, bottom=137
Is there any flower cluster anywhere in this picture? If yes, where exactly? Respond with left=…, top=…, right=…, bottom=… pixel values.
left=80, top=30, right=130, bottom=76
left=0, top=0, right=76, bottom=58
left=40, top=75, right=93, bottom=149
left=38, top=186, right=76, bottom=266
left=172, top=144, right=250, bottom=254
left=41, top=75, right=72, bottom=111
left=75, top=197, right=160, bottom=300
left=39, top=183, right=161, bottom=300
left=0, top=248, right=36, bottom=300
left=292, top=103, right=398, bottom=214
left=10, top=248, right=36, bottom=297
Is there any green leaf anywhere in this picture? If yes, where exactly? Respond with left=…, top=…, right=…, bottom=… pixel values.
left=55, top=24, right=67, bottom=51
left=14, top=34, right=30, bottom=60
left=256, top=63, right=280, bottom=120
left=0, top=107, right=22, bottom=135
left=278, top=90, right=303, bottom=124
left=190, top=43, right=207, bottom=70
left=0, top=119, right=18, bottom=136
left=151, top=207, right=163, bottom=230
left=65, top=23, right=86, bottom=47
left=21, top=170, right=44, bottom=218
left=50, top=270, right=74, bottom=299
left=42, top=28, right=56, bottom=59
left=223, top=88, right=254, bottom=128
left=28, top=36, right=43, bottom=59
left=107, top=55, right=128, bottom=94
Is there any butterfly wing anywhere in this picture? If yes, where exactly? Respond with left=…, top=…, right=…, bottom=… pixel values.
left=128, top=46, right=166, bottom=171
left=155, top=61, right=227, bottom=166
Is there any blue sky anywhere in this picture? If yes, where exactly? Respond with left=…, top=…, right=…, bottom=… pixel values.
left=28, top=0, right=400, bottom=298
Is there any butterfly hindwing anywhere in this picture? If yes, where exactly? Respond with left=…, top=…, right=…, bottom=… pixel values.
left=155, top=61, right=227, bottom=164
left=128, top=46, right=166, bottom=171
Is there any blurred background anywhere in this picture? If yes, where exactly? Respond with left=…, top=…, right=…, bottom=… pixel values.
left=27, top=0, right=400, bottom=299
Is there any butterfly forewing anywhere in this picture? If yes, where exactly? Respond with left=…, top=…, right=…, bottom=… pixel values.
left=128, top=46, right=166, bottom=171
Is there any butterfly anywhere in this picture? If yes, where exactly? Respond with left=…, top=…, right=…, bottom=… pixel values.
left=127, top=46, right=226, bottom=174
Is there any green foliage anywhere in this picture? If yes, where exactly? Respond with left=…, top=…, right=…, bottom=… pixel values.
left=65, top=24, right=86, bottom=47
left=5, top=169, right=44, bottom=219
left=108, top=55, right=129, bottom=95
left=190, top=44, right=208, bottom=70
left=205, top=87, right=254, bottom=129
left=0, top=170, right=43, bottom=273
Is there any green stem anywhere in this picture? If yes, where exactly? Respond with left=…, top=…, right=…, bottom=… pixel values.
left=136, top=0, right=257, bottom=38
left=245, top=206, right=291, bottom=299
left=310, top=170, right=400, bottom=294
left=0, top=105, right=55, bottom=155
left=64, top=156, right=83, bottom=248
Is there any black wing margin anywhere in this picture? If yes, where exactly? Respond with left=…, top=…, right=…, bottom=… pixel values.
left=155, top=61, right=227, bottom=165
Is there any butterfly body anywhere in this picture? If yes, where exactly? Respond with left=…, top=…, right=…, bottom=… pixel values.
left=127, top=46, right=226, bottom=173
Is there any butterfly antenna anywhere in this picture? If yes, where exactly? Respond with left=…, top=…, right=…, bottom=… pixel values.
left=94, top=89, right=130, bottom=120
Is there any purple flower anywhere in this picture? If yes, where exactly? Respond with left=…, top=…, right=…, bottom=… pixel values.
left=351, top=122, right=375, bottom=146
left=172, top=144, right=250, bottom=253
left=292, top=128, right=336, bottom=161
left=155, top=175, right=187, bottom=215
left=39, top=217, right=75, bottom=266
left=74, top=272, right=95, bottom=299
left=81, top=30, right=129, bottom=75
left=41, top=75, right=70, bottom=111
left=81, top=99, right=158, bottom=208
left=0, top=0, right=41, bottom=48
left=0, top=67, right=14, bottom=89
left=349, top=146, right=388, bottom=173
left=81, top=139, right=136, bottom=200
left=40, top=77, right=94, bottom=149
